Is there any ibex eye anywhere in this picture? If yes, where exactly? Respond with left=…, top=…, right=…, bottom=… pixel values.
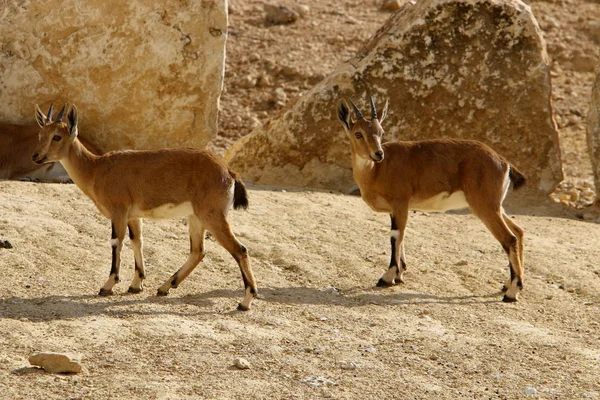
left=354, top=132, right=363, bottom=139
left=52, top=135, right=62, bottom=141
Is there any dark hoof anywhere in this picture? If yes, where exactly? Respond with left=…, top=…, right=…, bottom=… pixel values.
left=502, top=295, right=518, bottom=303
left=98, top=288, right=113, bottom=296
left=156, top=289, right=169, bottom=297
left=0, top=240, right=13, bottom=249
left=237, top=303, right=250, bottom=311
left=128, top=286, right=143, bottom=294
left=376, top=278, right=393, bottom=288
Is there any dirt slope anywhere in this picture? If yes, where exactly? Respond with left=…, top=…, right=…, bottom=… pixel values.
left=1, top=181, right=599, bottom=399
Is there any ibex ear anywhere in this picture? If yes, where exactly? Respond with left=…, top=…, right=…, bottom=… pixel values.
left=380, top=99, right=389, bottom=124
left=67, top=105, right=79, bottom=138
left=35, top=104, right=47, bottom=128
left=337, top=99, right=351, bottom=131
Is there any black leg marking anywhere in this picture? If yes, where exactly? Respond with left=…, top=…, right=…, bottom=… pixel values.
left=128, top=224, right=135, bottom=240
left=111, top=223, right=117, bottom=239
left=377, top=214, right=399, bottom=288
left=232, top=244, right=248, bottom=263
left=110, top=242, right=120, bottom=284
left=389, top=214, right=399, bottom=269
left=241, top=273, right=251, bottom=290
left=135, top=261, right=146, bottom=279
left=390, top=214, right=398, bottom=230
left=389, top=236, right=397, bottom=268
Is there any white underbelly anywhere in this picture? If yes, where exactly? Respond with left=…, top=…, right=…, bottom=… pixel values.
left=409, top=191, right=469, bottom=212
left=130, top=201, right=194, bottom=219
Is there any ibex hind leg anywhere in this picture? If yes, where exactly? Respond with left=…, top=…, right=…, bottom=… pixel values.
left=157, top=215, right=206, bottom=296
left=205, top=215, right=258, bottom=311
left=503, top=212, right=524, bottom=289
left=473, top=207, right=523, bottom=302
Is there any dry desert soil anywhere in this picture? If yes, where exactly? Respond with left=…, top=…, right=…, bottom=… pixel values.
left=1, top=0, right=600, bottom=399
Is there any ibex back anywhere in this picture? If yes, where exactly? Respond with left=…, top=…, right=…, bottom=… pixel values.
left=32, top=104, right=258, bottom=310
left=337, top=96, right=525, bottom=302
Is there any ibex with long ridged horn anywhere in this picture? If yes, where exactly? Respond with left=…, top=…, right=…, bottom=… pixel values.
left=337, top=95, right=526, bottom=302
left=32, top=104, right=258, bottom=310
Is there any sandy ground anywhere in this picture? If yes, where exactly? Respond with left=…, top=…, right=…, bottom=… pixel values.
left=0, top=181, right=599, bottom=399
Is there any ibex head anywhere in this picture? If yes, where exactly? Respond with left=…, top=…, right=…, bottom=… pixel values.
left=337, top=95, right=389, bottom=163
left=32, top=104, right=79, bottom=165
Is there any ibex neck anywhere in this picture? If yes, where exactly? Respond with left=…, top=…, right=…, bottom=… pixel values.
left=60, top=139, right=98, bottom=197
left=351, top=149, right=376, bottom=188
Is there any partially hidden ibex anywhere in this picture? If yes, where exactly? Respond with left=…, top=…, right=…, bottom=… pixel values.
left=1, top=109, right=100, bottom=182
left=337, top=96, right=526, bottom=302
left=32, top=104, right=258, bottom=310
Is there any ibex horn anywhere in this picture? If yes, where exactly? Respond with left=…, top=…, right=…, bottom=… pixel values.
left=47, top=104, right=55, bottom=122
left=349, top=99, right=364, bottom=120
left=55, top=104, right=67, bottom=123
left=369, top=95, right=378, bottom=120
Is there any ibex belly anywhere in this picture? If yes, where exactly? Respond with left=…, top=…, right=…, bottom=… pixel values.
left=130, top=201, right=194, bottom=219
left=409, top=191, right=469, bottom=212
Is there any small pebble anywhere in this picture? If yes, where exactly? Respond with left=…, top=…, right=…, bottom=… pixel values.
left=302, top=376, right=336, bottom=387
left=363, top=346, right=377, bottom=353
left=320, top=285, right=338, bottom=294
left=29, top=352, right=82, bottom=374
left=340, top=361, right=357, bottom=370
left=265, top=4, right=299, bottom=24
left=524, top=387, right=537, bottom=396
left=382, top=0, right=401, bottom=11
left=233, top=357, right=251, bottom=370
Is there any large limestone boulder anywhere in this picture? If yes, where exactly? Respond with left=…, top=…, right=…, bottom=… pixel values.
left=588, top=62, right=600, bottom=201
left=226, top=0, right=563, bottom=193
left=0, top=0, right=227, bottom=151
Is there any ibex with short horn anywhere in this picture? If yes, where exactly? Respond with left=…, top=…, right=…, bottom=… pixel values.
left=32, top=104, right=258, bottom=310
left=337, top=96, right=526, bottom=302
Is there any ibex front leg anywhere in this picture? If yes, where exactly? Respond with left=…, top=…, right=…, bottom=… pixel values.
left=127, top=218, right=146, bottom=293
left=377, top=208, right=408, bottom=287
left=100, top=216, right=127, bottom=296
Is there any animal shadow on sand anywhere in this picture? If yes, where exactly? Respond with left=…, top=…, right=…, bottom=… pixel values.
left=0, top=285, right=502, bottom=322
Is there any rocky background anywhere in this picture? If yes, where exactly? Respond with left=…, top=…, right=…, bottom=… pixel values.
left=0, top=0, right=227, bottom=151
left=223, top=0, right=563, bottom=193
left=210, top=0, right=600, bottom=207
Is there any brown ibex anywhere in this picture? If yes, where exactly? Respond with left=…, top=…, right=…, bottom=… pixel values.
left=337, top=96, right=526, bottom=302
left=32, top=104, right=258, bottom=310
